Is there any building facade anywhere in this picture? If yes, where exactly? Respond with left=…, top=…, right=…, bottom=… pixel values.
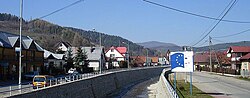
left=0, top=31, right=44, bottom=80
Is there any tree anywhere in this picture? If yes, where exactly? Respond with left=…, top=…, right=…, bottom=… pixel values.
left=65, top=48, right=74, bottom=72
left=73, top=47, right=88, bottom=73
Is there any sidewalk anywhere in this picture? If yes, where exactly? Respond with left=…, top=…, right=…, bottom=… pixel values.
left=203, top=71, right=240, bottom=77
left=0, top=80, right=31, bottom=87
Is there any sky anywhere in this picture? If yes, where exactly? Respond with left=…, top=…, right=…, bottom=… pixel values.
left=1, top=0, right=250, bottom=47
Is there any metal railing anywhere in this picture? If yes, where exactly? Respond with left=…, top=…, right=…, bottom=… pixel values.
left=161, top=69, right=179, bottom=98
left=0, top=66, right=165, bottom=97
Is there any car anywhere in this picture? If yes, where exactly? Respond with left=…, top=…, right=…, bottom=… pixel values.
left=23, top=71, right=39, bottom=80
left=68, top=68, right=78, bottom=74
left=32, top=75, right=55, bottom=89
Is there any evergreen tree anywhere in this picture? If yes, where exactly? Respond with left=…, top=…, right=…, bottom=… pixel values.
left=65, top=48, right=74, bottom=71
left=73, top=47, right=88, bottom=73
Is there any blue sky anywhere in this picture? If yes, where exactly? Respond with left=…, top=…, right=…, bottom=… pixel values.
left=1, top=0, right=250, bottom=47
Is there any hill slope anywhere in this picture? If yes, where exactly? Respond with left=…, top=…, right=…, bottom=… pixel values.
left=0, top=13, right=153, bottom=55
left=194, top=41, right=250, bottom=52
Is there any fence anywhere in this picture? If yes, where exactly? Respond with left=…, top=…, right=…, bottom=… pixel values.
left=201, top=67, right=240, bottom=75
left=160, top=69, right=179, bottom=98
left=0, top=66, right=164, bottom=98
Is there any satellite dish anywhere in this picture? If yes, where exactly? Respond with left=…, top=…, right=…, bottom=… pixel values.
left=227, top=53, right=231, bottom=57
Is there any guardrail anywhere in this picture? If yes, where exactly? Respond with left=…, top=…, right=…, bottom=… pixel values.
left=0, top=66, right=166, bottom=98
left=161, top=68, right=179, bottom=98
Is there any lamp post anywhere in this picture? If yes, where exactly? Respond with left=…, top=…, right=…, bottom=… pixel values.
left=122, top=42, right=130, bottom=68
left=19, top=0, right=23, bottom=92
left=93, top=28, right=102, bottom=73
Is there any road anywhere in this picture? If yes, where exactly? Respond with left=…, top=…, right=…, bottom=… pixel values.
left=187, top=71, right=250, bottom=98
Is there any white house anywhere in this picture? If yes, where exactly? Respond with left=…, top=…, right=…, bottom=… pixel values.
left=105, top=46, right=127, bottom=68
left=44, top=50, right=66, bottom=74
left=54, top=41, right=72, bottom=53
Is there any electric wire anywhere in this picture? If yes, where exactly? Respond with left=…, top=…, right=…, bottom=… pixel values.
left=142, top=0, right=249, bottom=23
left=212, top=28, right=250, bottom=38
left=32, top=0, right=84, bottom=21
left=191, top=0, right=237, bottom=47
left=189, top=0, right=234, bottom=45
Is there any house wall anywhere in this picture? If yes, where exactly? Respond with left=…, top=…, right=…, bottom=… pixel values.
left=241, top=61, right=250, bottom=77
left=58, top=43, right=68, bottom=52
left=241, top=62, right=249, bottom=70
left=0, top=47, right=44, bottom=80
left=106, top=49, right=124, bottom=61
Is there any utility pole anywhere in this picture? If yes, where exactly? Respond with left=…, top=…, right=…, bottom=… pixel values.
left=19, top=0, right=23, bottom=92
left=146, top=49, right=148, bottom=67
left=122, top=42, right=130, bottom=68
left=209, top=36, right=212, bottom=72
left=99, top=32, right=102, bottom=73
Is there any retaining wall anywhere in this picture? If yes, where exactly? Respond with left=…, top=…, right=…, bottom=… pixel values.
left=11, top=67, right=166, bottom=98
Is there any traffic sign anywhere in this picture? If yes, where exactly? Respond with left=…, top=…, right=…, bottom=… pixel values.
left=170, top=51, right=194, bottom=72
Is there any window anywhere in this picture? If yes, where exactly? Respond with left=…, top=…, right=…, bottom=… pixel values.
left=111, top=49, right=114, bottom=52
left=110, top=54, right=115, bottom=58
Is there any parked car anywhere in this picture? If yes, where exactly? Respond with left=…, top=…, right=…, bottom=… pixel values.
left=32, top=75, right=55, bottom=89
left=68, top=68, right=78, bottom=74
left=23, top=71, right=39, bottom=80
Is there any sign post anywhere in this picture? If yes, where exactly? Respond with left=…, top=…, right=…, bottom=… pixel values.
left=170, top=51, right=194, bottom=96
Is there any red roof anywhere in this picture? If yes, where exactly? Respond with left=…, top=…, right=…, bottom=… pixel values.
left=229, top=46, right=250, bottom=53
left=241, top=53, right=250, bottom=60
left=116, top=47, right=127, bottom=54
left=194, top=53, right=210, bottom=63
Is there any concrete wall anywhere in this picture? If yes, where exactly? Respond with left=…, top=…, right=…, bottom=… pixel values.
left=11, top=67, right=166, bottom=98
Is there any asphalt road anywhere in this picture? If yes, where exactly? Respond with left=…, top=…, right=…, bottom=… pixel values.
left=187, top=71, right=250, bottom=98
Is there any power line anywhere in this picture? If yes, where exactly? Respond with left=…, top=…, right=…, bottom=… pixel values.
left=189, top=0, right=234, bottom=45
left=34, top=0, right=84, bottom=20
left=198, top=40, right=208, bottom=46
left=191, top=0, right=237, bottom=47
left=142, top=0, right=250, bottom=23
left=212, top=28, right=250, bottom=38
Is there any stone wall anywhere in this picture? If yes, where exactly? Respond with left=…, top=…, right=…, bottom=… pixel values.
left=11, top=67, right=166, bottom=98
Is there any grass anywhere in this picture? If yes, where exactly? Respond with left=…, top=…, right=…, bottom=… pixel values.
left=237, top=76, right=250, bottom=81
left=170, top=80, right=213, bottom=98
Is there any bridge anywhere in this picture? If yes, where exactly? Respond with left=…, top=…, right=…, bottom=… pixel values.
left=1, top=66, right=177, bottom=98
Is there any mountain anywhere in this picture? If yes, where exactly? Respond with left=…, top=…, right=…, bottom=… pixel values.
left=194, top=41, right=250, bottom=52
left=137, top=41, right=182, bottom=52
left=0, top=13, right=154, bottom=55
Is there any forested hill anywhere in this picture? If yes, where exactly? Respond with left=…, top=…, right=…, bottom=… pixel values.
left=65, top=27, right=145, bottom=55
left=0, top=13, right=154, bottom=55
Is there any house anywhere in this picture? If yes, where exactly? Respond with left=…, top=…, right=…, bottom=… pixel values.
left=44, top=50, right=66, bottom=75
left=131, top=56, right=145, bottom=67
left=0, top=31, right=44, bottom=80
left=158, top=57, right=168, bottom=65
left=227, top=46, right=250, bottom=73
left=240, top=53, right=250, bottom=77
left=71, top=47, right=106, bottom=72
left=194, top=52, right=218, bottom=71
left=54, top=41, right=71, bottom=53
left=105, top=46, right=127, bottom=68
left=131, top=56, right=152, bottom=67
left=151, top=57, right=159, bottom=66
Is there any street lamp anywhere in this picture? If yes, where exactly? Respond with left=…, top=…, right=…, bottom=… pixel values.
left=19, top=0, right=23, bottom=92
left=93, top=28, right=102, bottom=73
left=122, top=42, right=130, bottom=68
